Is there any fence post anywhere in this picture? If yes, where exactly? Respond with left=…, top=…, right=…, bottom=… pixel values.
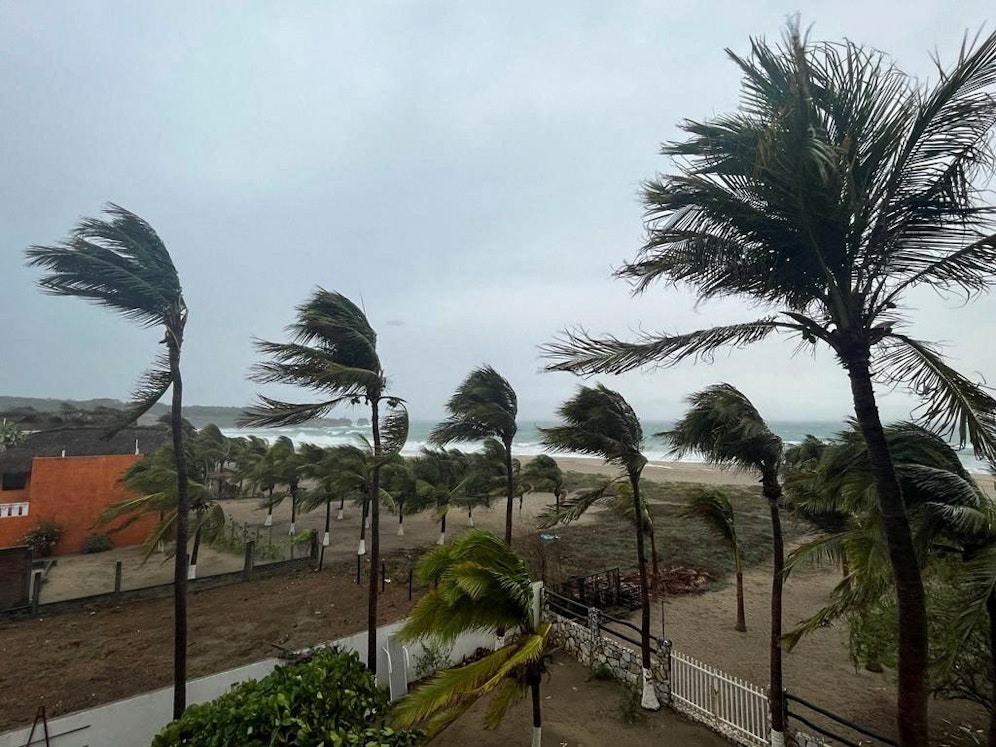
left=587, top=606, right=601, bottom=669
left=113, top=560, right=123, bottom=601
left=243, top=540, right=255, bottom=581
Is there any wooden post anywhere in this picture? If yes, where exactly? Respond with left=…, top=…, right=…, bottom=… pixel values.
left=243, top=540, right=255, bottom=581
left=114, top=560, right=123, bottom=600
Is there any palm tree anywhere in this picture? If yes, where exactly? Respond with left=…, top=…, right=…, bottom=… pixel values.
left=663, top=384, right=786, bottom=742
left=521, top=455, right=565, bottom=513
left=429, top=366, right=518, bottom=544
left=540, top=384, right=660, bottom=711
left=393, top=529, right=552, bottom=746
left=239, top=289, right=408, bottom=673
left=26, top=204, right=193, bottom=718
left=609, top=481, right=662, bottom=578
left=256, top=436, right=306, bottom=535
left=101, top=445, right=226, bottom=579
left=541, top=28, right=996, bottom=746
left=680, top=487, right=747, bottom=631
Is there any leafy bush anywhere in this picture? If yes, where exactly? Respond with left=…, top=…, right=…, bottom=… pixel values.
left=83, top=533, right=114, bottom=553
left=152, top=647, right=423, bottom=747
left=23, top=519, right=62, bottom=557
left=413, top=639, right=452, bottom=680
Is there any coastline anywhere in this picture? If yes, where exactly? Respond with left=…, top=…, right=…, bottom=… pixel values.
left=541, top=454, right=994, bottom=493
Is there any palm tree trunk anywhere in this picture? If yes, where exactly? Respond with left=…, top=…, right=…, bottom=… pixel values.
left=503, top=438, right=514, bottom=545
left=648, top=521, right=660, bottom=578
left=530, top=672, right=543, bottom=747
left=735, top=569, right=746, bottom=633
left=324, top=500, right=332, bottom=547
left=986, top=588, right=996, bottom=747
left=845, top=354, right=928, bottom=747
left=630, top=471, right=660, bottom=710
left=367, top=398, right=382, bottom=674
left=338, top=496, right=345, bottom=521
left=397, top=500, right=405, bottom=536
left=763, top=476, right=785, bottom=742
left=167, top=339, right=189, bottom=720
left=439, top=510, right=447, bottom=545
left=358, top=499, right=367, bottom=556
left=188, top=524, right=202, bottom=581
left=289, top=492, right=297, bottom=535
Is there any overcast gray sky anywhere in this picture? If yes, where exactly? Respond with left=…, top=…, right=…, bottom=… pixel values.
left=2, top=1, right=994, bottom=424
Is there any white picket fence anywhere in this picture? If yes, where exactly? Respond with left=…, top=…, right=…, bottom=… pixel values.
left=670, top=650, right=770, bottom=747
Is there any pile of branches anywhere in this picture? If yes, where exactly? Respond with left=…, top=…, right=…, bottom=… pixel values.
left=646, top=567, right=712, bottom=596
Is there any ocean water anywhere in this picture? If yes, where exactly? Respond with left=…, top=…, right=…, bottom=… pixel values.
left=223, top=420, right=992, bottom=474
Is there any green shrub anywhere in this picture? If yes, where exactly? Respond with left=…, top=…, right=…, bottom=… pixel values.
left=152, top=647, right=423, bottom=747
left=23, top=519, right=62, bottom=557
left=83, top=534, right=113, bottom=554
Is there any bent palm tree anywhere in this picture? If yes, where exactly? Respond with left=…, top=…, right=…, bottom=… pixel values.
left=540, top=384, right=661, bottom=710
left=239, top=289, right=408, bottom=673
left=430, top=367, right=518, bottom=544
left=26, top=204, right=192, bottom=718
left=394, top=529, right=552, bottom=746
left=680, top=487, right=747, bottom=632
left=542, top=28, right=996, bottom=746
left=663, top=384, right=786, bottom=741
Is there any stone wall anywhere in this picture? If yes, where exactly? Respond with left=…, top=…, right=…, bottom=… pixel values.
left=543, top=591, right=670, bottom=704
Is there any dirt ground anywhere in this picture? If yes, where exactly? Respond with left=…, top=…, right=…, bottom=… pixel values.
left=4, top=457, right=991, bottom=743
left=435, top=652, right=729, bottom=747
left=0, top=563, right=415, bottom=732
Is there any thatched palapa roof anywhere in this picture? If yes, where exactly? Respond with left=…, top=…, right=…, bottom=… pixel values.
left=0, top=426, right=170, bottom=474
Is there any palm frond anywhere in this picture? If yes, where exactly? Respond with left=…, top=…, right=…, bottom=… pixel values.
left=106, top=353, right=175, bottom=437
left=876, top=334, right=996, bottom=460
left=541, top=320, right=787, bottom=376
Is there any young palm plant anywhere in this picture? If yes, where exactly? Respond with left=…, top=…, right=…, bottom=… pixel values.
left=239, top=289, right=408, bottom=673
left=26, top=204, right=193, bottom=718
left=679, top=487, right=747, bottom=632
left=542, top=28, right=996, bottom=745
left=393, top=529, right=552, bottom=746
left=429, top=366, right=519, bottom=544
left=663, top=384, right=786, bottom=743
left=540, top=384, right=661, bottom=710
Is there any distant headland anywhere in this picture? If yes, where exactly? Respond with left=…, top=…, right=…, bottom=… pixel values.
left=0, top=396, right=354, bottom=430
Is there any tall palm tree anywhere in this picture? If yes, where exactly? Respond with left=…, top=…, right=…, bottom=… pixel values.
left=429, top=366, right=518, bottom=544
left=393, top=529, right=552, bottom=747
left=542, top=28, right=996, bottom=746
left=540, top=384, right=660, bottom=711
left=679, top=487, right=747, bottom=632
left=26, top=204, right=192, bottom=718
left=663, top=384, right=786, bottom=742
left=239, top=289, right=407, bottom=673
